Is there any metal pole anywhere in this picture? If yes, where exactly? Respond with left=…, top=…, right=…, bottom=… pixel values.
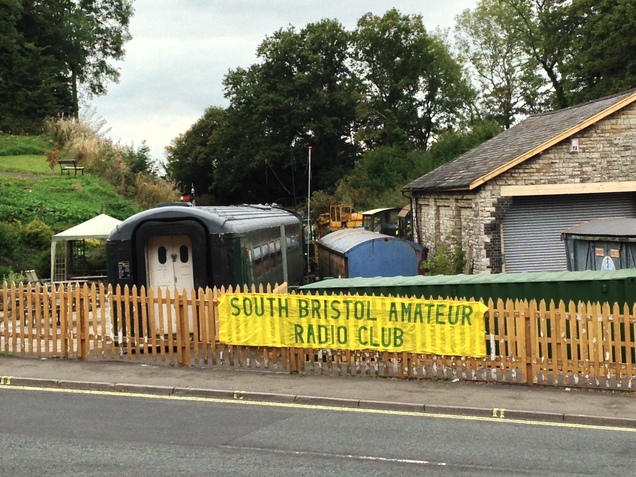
left=307, top=146, right=312, bottom=273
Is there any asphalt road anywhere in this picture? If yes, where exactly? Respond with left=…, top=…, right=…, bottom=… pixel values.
left=0, top=386, right=634, bottom=477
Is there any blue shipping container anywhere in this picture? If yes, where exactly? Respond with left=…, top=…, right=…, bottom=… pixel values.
left=316, top=228, right=426, bottom=279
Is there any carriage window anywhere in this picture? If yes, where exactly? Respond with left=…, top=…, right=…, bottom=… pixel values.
left=180, top=245, right=189, bottom=263
left=158, top=246, right=167, bottom=264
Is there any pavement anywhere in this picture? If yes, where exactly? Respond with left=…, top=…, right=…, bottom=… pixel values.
left=1, top=356, right=636, bottom=428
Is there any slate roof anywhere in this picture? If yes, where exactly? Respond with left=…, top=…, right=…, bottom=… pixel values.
left=403, top=89, right=636, bottom=193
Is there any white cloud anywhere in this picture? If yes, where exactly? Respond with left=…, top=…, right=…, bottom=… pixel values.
left=90, top=0, right=477, bottom=162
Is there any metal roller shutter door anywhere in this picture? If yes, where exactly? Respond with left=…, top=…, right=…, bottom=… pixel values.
left=502, top=193, right=636, bottom=273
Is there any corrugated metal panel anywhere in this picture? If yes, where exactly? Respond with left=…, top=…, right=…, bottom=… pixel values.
left=300, top=268, right=636, bottom=290
left=503, top=193, right=636, bottom=273
left=297, top=269, right=636, bottom=304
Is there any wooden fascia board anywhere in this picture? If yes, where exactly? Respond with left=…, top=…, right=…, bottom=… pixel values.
left=501, top=181, right=636, bottom=197
left=467, top=93, right=636, bottom=191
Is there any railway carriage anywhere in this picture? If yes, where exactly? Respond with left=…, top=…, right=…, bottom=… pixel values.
left=106, top=203, right=306, bottom=291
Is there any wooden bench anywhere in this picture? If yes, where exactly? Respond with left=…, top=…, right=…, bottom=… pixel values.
left=58, top=159, right=85, bottom=176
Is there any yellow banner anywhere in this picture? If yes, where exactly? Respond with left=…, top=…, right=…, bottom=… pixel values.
left=218, top=293, right=488, bottom=357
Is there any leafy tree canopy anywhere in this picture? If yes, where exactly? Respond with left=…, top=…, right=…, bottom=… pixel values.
left=165, top=106, right=226, bottom=204
left=455, top=0, right=548, bottom=129
left=216, top=19, right=359, bottom=205
left=353, top=8, right=474, bottom=149
left=566, top=0, right=636, bottom=103
left=1, top=0, right=133, bottom=131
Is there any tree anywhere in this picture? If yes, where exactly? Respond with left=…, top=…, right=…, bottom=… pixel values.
left=565, top=0, right=636, bottom=103
left=501, top=0, right=573, bottom=109
left=0, top=0, right=73, bottom=132
left=165, top=106, right=226, bottom=202
left=335, top=120, right=502, bottom=210
left=216, top=19, right=359, bottom=205
left=20, top=0, right=133, bottom=118
left=335, top=146, right=428, bottom=210
left=424, top=120, right=503, bottom=168
left=353, top=8, right=473, bottom=149
left=455, top=0, right=547, bottom=129
left=123, top=141, right=157, bottom=176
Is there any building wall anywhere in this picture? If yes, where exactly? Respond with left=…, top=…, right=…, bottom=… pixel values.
left=413, top=102, right=636, bottom=273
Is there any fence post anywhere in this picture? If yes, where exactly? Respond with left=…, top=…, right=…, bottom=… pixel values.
left=176, top=290, right=191, bottom=366
left=289, top=348, right=299, bottom=373
left=525, top=305, right=533, bottom=385
left=76, top=285, right=87, bottom=360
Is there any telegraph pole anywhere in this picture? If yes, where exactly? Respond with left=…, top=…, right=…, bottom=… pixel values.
left=307, top=146, right=312, bottom=273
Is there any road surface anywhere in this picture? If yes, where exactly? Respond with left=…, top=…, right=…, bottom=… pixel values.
left=0, top=386, right=633, bottom=476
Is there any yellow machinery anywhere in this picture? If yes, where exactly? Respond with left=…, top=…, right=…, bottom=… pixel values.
left=314, top=203, right=413, bottom=240
left=316, top=204, right=363, bottom=237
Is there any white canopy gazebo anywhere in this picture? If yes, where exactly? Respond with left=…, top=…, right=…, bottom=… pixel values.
left=50, top=214, right=122, bottom=282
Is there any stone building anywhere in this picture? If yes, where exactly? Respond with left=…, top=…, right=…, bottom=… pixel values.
left=403, top=89, right=636, bottom=274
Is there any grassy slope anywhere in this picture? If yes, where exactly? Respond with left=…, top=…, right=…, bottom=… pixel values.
left=0, top=134, right=145, bottom=278
left=0, top=154, right=55, bottom=174
left=0, top=135, right=141, bottom=232
left=0, top=154, right=140, bottom=232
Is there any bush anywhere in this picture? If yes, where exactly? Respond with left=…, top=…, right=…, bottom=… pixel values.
left=1, top=269, right=26, bottom=285
left=84, top=238, right=107, bottom=271
left=422, top=237, right=466, bottom=275
left=24, top=219, right=54, bottom=248
left=31, top=250, right=52, bottom=280
left=0, top=221, right=23, bottom=261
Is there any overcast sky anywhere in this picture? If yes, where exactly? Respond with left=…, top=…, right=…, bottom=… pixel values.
left=90, top=0, right=477, bottom=164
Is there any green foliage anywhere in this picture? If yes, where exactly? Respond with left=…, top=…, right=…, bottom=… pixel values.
left=0, top=0, right=133, bottom=131
left=426, top=121, right=503, bottom=168
left=214, top=19, right=359, bottom=205
left=330, top=122, right=501, bottom=211
left=353, top=9, right=474, bottom=148
left=24, top=219, right=53, bottom=248
left=31, top=250, right=52, bottom=279
left=0, top=221, right=22, bottom=262
left=499, top=0, right=572, bottom=109
left=165, top=106, right=225, bottom=200
left=334, top=146, right=428, bottom=210
left=0, top=154, right=56, bottom=175
left=455, top=0, right=549, bottom=128
left=0, top=1, right=73, bottom=134
left=565, top=0, right=636, bottom=103
left=123, top=141, right=158, bottom=176
left=423, top=239, right=467, bottom=276
left=1, top=269, right=26, bottom=285
left=46, top=116, right=179, bottom=207
left=84, top=239, right=107, bottom=271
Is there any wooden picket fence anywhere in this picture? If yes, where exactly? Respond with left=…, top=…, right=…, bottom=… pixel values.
left=1, top=281, right=636, bottom=390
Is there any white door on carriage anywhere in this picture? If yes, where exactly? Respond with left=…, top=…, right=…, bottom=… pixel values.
left=146, top=235, right=195, bottom=335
